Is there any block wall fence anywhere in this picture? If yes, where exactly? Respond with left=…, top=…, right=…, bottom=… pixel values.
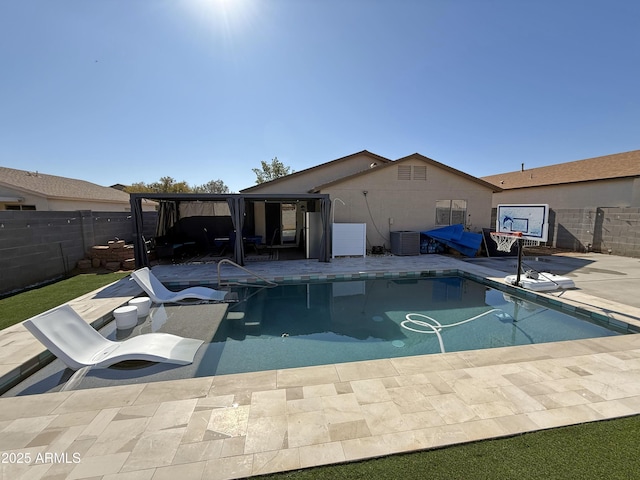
left=0, top=210, right=157, bottom=296
left=550, top=207, right=640, bottom=257
left=491, top=207, right=640, bottom=257
left=1, top=207, right=638, bottom=296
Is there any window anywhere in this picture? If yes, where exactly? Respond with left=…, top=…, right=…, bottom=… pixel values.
left=451, top=199, right=467, bottom=224
left=436, top=199, right=467, bottom=226
left=4, top=204, right=36, bottom=210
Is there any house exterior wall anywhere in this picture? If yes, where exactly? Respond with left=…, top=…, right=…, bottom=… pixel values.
left=0, top=185, right=154, bottom=211
left=253, top=202, right=266, bottom=240
left=0, top=186, right=50, bottom=210
left=633, top=178, right=640, bottom=206
left=490, top=178, right=638, bottom=208
left=245, top=153, right=386, bottom=194
left=321, top=159, right=494, bottom=247
left=48, top=198, right=136, bottom=212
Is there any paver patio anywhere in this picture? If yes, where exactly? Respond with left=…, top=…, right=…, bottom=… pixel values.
left=1, top=253, right=639, bottom=480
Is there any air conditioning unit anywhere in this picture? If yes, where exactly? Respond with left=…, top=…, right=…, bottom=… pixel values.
left=390, top=231, right=420, bottom=256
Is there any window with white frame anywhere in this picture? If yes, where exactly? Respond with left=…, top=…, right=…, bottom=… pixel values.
left=435, top=199, right=467, bottom=226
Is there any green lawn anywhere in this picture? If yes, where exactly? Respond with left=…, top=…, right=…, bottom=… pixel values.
left=261, top=415, right=640, bottom=480
left=0, top=272, right=129, bottom=330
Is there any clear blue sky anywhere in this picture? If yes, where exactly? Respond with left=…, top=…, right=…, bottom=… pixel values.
left=1, top=0, right=638, bottom=193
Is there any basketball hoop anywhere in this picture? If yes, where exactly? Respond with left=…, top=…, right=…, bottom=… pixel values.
left=490, top=231, right=523, bottom=252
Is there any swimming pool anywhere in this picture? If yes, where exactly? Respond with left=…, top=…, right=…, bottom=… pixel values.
left=5, top=275, right=628, bottom=396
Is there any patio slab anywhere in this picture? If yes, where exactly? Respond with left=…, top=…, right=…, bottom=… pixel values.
left=1, top=253, right=640, bottom=479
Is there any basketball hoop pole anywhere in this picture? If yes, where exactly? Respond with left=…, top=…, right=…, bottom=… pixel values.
left=515, top=237, right=523, bottom=286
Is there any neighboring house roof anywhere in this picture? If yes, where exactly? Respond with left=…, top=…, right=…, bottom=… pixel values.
left=240, top=150, right=392, bottom=192
left=481, top=150, right=640, bottom=190
left=0, top=166, right=133, bottom=204
left=309, top=153, right=503, bottom=193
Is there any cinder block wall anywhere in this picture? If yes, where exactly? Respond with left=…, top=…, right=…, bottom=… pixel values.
left=491, top=207, right=640, bottom=258
left=549, top=208, right=596, bottom=251
left=0, top=210, right=157, bottom=295
left=592, top=207, right=640, bottom=257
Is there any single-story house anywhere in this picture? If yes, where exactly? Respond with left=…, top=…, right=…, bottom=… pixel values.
left=242, top=151, right=501, bottom=250
left=0, top=166, right=155, bottom=211
left=128, top=151, right=499, bottom=267
left=481, top=150, right=640, bottom=208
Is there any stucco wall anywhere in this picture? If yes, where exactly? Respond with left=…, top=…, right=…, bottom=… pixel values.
left=0, top=187, right=50, bottom=210
left=245, top=153, right=386, bottom=194
left=491, top=178, right=637, bottom=208
left=0, top=185, right=154, bottom=212
left=322, top=159, right=494, bottom=248
left=47, top=198, right=134, bottom=212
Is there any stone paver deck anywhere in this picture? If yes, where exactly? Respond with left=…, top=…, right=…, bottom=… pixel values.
left=1, top=253, right=640, bottom=480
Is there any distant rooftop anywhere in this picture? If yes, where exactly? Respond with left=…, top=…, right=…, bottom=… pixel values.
left=481, top=150, right=640, bottom=189
left=0, top=166, right=132, bottom=203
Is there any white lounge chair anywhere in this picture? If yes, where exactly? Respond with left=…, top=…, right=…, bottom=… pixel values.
left=22, top=305, right=204, bottom=370
left=130, top=267, right=227, bottom=304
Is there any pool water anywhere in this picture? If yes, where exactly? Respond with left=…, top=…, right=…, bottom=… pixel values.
left=5, top=276, right=625, bottom=396
left=208, top=277, right=621, bottom=375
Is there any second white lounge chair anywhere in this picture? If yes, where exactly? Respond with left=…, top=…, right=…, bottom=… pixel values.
left=23, top=305, right=204, bottom=370
left=130, top=267, right=228, bottom=304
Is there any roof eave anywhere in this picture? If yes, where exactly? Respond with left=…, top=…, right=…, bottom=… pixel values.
left=494, top=175, right=640, bottom=191
left=240, top=150, right=392, bottom=192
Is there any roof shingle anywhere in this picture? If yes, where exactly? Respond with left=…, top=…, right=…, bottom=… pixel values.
left=481, top=150, right=640, bottom=189
left=0, top=166, right=131, bottom=203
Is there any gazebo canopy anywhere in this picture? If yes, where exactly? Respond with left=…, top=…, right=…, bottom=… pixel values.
left=130, top=192, right=332, bottom=267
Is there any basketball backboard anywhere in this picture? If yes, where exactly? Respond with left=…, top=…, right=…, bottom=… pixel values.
left=496, top=204, right=549, bottom=242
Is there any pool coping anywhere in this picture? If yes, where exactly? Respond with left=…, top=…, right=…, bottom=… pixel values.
left=2, top=318, right=640, bottom=479
left=2, top=255, right=640, bottom=479
left=4, top=265, right=639, bottom=397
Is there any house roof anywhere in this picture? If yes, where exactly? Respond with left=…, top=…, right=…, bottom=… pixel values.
left=481, top=150, right=640, bottom=190
left=0, top=166, right=133, bottom=204
left=309, top=153, right=502, bottom=193
left=240, top=150, right=392, bottom=192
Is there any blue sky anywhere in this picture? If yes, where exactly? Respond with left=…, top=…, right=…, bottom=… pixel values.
left=1, top=0, right=638, bottom=193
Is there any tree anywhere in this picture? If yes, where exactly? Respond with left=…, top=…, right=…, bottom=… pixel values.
left=150, top=176, right=190, bottom=193
left=126, top=182, right=155, bottom=193
left=125, top=176, right=188, bottom=193
left=192, top=179, right=230, bottom=194
left=252, top=157, right=293, bottom=184
left=125, top=177, right=230, bottom=194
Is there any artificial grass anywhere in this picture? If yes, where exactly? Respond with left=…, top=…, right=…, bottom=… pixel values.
left=0, top=272, right=129, bottom=330
left=261, top=415, right=640, bottom=480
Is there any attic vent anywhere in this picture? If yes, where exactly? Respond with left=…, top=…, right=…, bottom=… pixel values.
left=413, top=165, right=427, bottom=180
left=397, top=165, right=412, bottom=180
